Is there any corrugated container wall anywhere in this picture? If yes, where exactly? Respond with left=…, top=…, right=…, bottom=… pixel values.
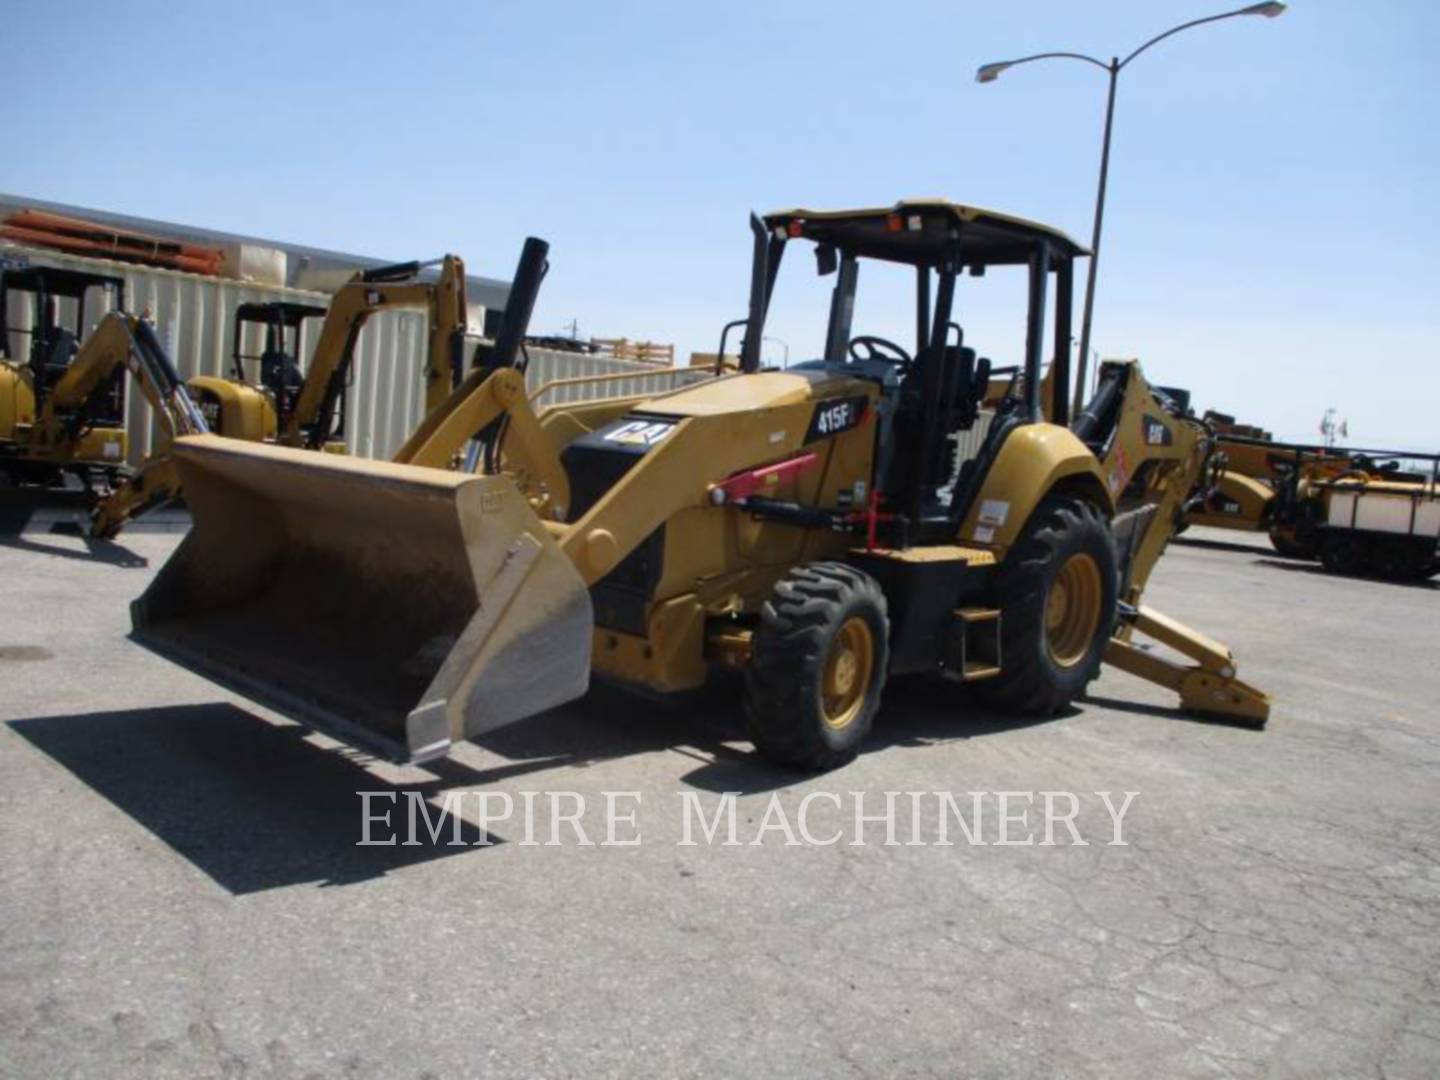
left=3, top=244, right=706, bottom=464
left=1, top=243, right=437, bottom=465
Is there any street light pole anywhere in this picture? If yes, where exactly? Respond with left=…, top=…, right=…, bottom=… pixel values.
left=763, top=336, right=790, bottom=367
left=977, top=2, right=1286, bottom=414
left=1077, top=58, right=1119, bottom=415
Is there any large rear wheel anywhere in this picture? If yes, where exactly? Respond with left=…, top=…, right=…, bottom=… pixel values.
left=977, top=497, right=1118, bottom=716
left=744, top=562, right=889, bottom=770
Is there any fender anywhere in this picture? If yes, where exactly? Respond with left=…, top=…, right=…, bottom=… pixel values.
left=187, top=375, right=276, bottom=442
left=959, top=423, right=1114, bottom=552
left=1185, top=469, right=1274, bottom=531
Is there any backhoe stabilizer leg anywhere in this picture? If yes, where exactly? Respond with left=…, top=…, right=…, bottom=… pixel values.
left=1104, top=604, right=1270, bottom=726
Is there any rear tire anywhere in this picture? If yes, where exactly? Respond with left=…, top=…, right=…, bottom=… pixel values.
left=976, top=497, right=1118, bottom=716
left=744, top=562, right=889, bottom=771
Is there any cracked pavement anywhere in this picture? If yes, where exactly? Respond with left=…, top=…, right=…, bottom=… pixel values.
left=1, top=525, right=1437, bottom=1078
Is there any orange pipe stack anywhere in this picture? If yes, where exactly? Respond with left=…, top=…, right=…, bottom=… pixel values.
left=0, top=209, right=225, bottom=276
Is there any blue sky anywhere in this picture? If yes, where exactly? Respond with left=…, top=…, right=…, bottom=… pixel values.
left=4, top=1, right=1436, bottom=447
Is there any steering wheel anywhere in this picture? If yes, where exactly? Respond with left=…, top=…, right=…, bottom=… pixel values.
left=848, top=335, right=913, bottom=371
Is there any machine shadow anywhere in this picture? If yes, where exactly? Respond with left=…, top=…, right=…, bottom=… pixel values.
left=1082, top=693, right=1267, bottom=730
left=661, top=675, right=1063, bottom=793
left=1253, top=557, right=1440, bottom=591
left=0, top=532, right=148, bottom=567
left=6, top=703, right=496, bottom=896
left=7, top=678, right=1084, bottom=890
left=1173, top=535, right=1273, bottom=557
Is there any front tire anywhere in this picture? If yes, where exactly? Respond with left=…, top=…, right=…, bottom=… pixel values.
left=744, top=562, right=889, bottom=770
left=977, top=497, right=1118, bottom=716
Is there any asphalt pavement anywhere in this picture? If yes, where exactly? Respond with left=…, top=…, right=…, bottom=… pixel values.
left=1, top=524, right=1437, bottom=1078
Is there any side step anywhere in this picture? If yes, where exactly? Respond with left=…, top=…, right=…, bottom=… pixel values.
left=942, top=606, right=1002, bottom=682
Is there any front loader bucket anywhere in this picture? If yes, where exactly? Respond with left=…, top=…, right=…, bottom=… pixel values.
left=130, top=435, right=592, bottom=763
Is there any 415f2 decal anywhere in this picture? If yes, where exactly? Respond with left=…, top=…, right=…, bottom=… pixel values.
left=804, top=396, right=868, bottom=443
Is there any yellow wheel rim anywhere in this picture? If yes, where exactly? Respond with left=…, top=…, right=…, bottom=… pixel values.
left=821, top=616, right=875, bottom=730
left=1045, top=553, right=1103, bottom=668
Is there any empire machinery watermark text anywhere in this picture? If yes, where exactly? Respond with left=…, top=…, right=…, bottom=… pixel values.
left=356, top=790, right=1139, bottom=848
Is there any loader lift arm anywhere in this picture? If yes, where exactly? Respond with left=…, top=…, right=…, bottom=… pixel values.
left=393, top=364, right=571, bottom=521
left=391, top=238, right=567, bottom=515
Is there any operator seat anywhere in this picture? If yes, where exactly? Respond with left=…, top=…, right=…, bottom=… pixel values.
left=884, top=338, right=992, bottom=513
left=260, top=348, right=305, bottom=420
left=32, top=327, right=79, bottom=396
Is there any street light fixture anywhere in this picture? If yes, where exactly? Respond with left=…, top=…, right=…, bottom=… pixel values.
left=977, top=1, right=1286, bottom=413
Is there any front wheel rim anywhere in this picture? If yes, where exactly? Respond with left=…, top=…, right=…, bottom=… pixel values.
left=1045, top=553, right=1103, bottom=667
left=821, top=616, right=874, bottom=730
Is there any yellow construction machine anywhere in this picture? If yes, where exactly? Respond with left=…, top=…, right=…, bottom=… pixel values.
left=1, top=264, right=131, bottom=490
left=93, top=255, right=471, bottom=536
left=1224, top=435, right=1440, bottom=580
left=3, top=307, right=207, bottom=500
left=189, top=300, right=328, bottom=442
left=131, top=203, right=1267, bottom=770
left=1182, top=411, right=1362, bottom=557
left=1, top=263, right=209, bottom=502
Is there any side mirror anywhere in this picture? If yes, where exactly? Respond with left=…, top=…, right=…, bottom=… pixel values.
left=815, top=244, right=838, bottom=277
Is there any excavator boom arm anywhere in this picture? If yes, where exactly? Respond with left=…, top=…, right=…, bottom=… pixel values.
left=281, top=255, right=469, bottom=448
left=44, top=313, right=206, bottom=447
left=79, top=315, right=208, bottom=539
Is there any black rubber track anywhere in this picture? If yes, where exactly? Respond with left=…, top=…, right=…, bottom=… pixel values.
left=1269, top=528, right=1318, bottom=560
left=1320, top=533, right=1369, bottom=577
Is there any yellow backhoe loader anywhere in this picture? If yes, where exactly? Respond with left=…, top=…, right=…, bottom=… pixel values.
left=1, top=264, right=131, bottom=490
left=131, top=202, right=1267, bottom=770
left=92, top=255, right=471, bottom=536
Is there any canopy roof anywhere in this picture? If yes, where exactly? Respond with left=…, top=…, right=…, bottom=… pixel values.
left=763, top=199, right=1088, bottom=267
left=1, top=264, right=126, bottom=299
left=235, top=301, right=328, bottom=323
